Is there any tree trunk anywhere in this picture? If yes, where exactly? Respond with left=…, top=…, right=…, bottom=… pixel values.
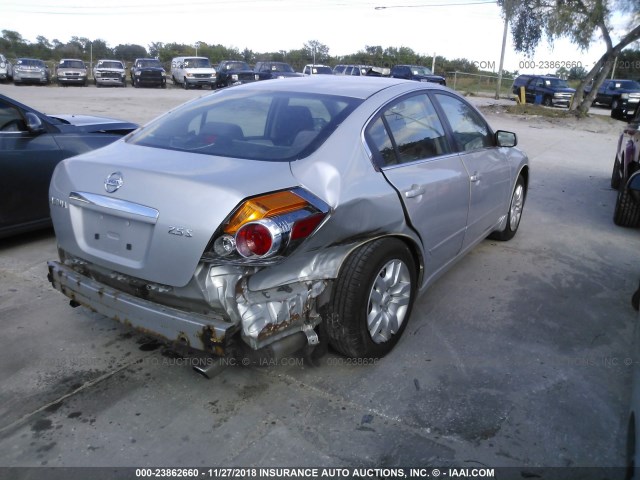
left=571, top=24, right=640, bottom=116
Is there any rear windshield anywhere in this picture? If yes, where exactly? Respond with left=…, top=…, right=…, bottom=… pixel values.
left=128, top=89, right=361, bottom=161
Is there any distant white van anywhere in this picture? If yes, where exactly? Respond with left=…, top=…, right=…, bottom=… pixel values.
left=171, top=56, right=217, bottom=89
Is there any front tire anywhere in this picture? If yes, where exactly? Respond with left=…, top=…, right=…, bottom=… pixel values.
left=324, top=238, right=416, bottom=358
left=543, top=96, right=553, bottom=107
left=490, top=175, right=526, bottom=241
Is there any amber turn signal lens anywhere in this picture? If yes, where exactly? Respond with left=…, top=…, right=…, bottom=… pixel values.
left=224, top=191, right=308, bottom=234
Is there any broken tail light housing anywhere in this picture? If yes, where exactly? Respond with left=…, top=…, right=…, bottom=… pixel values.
left=207, top=188, right=330, bottom=263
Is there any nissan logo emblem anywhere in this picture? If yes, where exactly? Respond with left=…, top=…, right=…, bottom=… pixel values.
left=105, top=172, right=124, bottom=193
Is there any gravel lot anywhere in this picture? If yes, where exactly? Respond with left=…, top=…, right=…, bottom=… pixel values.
left=0, top=82, right=637, bottom=478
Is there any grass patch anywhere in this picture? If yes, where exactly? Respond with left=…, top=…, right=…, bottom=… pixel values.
left=494, top=103, right=575, bottom=118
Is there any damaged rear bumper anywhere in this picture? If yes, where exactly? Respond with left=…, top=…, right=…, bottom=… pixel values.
left=47, top=260, right=235, bottom=354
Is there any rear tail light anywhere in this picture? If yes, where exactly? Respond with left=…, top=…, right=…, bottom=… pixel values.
left=209, top=188, right=329, bottom=262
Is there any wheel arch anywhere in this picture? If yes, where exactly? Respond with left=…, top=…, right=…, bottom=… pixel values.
left=518, top=165, right=530, bottom=193
left=340, top=234, right=426, bottom=289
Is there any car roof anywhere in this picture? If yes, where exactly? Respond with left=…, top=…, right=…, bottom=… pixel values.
left=234, top=75, right=432, bottom=100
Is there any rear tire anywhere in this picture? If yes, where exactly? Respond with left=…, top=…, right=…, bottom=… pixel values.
left=324, top=238, right=416, bottom=358
left=613, top=185, right=640, bottom=228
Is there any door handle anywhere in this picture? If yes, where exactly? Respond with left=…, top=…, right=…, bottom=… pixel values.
left=404, top=185, right=425, bottom=198
left=470, top=172, right=481, bottom=183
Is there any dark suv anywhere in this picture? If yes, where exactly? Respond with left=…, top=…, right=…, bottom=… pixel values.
left=587, top=79, right=640, bottom=110
left=216, top=60, right=258, bottom=88
left=254, top=62, right=302, bottom=80
left=390, top=65, right=446, bottom=85
left=512, top=74, right=575, bottom=107
left=130, top=58, right=166, bottom=88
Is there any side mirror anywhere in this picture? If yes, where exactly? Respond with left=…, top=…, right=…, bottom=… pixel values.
left=25, top=112, right=45, bottom=134
left=496, top=130, right=517, bottom=147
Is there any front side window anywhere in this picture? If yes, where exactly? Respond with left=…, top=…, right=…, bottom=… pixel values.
left=365, top=93, right=450, bottom=167
left=434, top=93, right=493, bottom=152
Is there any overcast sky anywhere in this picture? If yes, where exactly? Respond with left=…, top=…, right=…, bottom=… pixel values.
left=1, top=0, right=623, bottom=73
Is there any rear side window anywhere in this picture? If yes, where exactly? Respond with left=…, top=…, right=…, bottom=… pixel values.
left=365, top=93, right=451, bottom=167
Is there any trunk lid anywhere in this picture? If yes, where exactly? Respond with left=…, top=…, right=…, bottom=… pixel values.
left=50, top=141, right=297, bottom=287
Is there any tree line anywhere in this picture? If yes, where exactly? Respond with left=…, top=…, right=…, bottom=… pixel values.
left=0, top=29, right=520, bottom=77
left=2, top=27, right=638, bottom=86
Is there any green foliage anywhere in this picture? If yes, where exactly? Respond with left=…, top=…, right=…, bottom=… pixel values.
left=0, top=31, right=510, bottom=77
left=615, top=49, right=640, bottom=79
left=113, top=44, right=148, bottom=62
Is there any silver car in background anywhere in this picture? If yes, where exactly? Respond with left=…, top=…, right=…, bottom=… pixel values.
left=47, top=76, right=529, bottom=365
left=13, top=58, right=50, bottom=85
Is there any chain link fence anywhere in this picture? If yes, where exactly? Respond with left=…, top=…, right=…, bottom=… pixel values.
left=445, top=71, right=516, bottom=99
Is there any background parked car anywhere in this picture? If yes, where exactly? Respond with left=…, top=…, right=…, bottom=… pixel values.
left=333, top=64, right=372, bottom=76
left=511, top=74, right=575, bottom=107
left=586, top=79, right=640, bottom=112
left=611, top=102, right=640, bottom=229
left=12, top=58, right=50, bottom=85
left=171, top=56, right=216, bottom=89
left=215, top=60, right=259, bottom=88
left=93, top=59, right=126, bottom=88
left=55, top=58, right=88, bottom=87
left=254, top=61, right=302, bottom=79
left=0, top=93, right=138, bottom=238
left=302, top=64, right=333, bottom=75
left=46, top=76, right=528, bottom=371
left=333, top=64, right=389, bottom=77
left=390, top=64, right=446, bottom=85
left=130, top=58, right=167, bottom=88
left=0, top=54, right=12, bottom=82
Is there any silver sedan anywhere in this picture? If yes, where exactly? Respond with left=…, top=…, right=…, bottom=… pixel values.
left=47, top=76, right=529, bottom=364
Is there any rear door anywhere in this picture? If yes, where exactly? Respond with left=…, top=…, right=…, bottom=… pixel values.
left=365, top=92, right=470, bottom=276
